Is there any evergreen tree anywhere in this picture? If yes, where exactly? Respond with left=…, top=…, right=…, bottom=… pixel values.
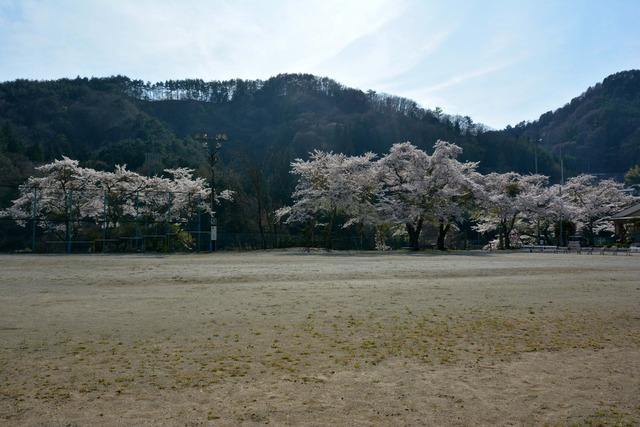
left=624, top=164, right=640, bottom=185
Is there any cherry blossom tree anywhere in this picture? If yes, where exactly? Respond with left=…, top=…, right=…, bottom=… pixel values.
left=86, top=164, right=151, bottom=232
left=277, top=143, right=636, bottom=251
left=425, top=141, right=481, bottom=250
left=562, top=174, right=636, bottom=245
left=276, top=150, right=379, bottom=248
left=474, top=172, right=549, bottom=249
left=376, top=141, right=477, bottom=250
left=515, top=182, right=566, bottom=244
left=375, top=142, right=431, bottom=250
left=280, top=140, right=482, bottom=250
left=275, top=150, right=341, bottom=247
left=159, top=168, right=210, bottom=222
left=1, top=158, right=233, bottom=247
left=1, top=157, right=96, bottom=241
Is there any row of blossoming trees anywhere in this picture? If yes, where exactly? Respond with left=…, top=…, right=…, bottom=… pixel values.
left=277, top=141, right=636, bottom=250
left=1, top=143, right=636, bottom=251
left=1, top=157, right=233, bottom=250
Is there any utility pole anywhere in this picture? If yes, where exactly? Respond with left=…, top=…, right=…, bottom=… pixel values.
left=535, top=138, right=541, bottom=174
left=31, top=187, right=37, bottom=252
left=560, top=145, right=564, bottom=186
left=559, top=145, right=565, bottom=246
left=535, top=138, right=541, bottom=243
left=195, top=132, right=227, bottom=252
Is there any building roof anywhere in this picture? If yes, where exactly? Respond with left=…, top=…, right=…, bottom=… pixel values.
left=610, top=202, right=640, bottom=220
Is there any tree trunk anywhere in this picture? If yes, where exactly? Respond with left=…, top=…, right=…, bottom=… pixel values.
left=437, top=222, right=450, bottom=251
left=256, top=198, right=266, bottom=250
left=502, top=215, right=517, bottom=250
left=270, top=218, right=279, bottom=249
left=250, top=168, right=267, bottom=250
left=497, top=220, right=505, bottom=250
left=406, top=218, right=423, bottom=250
left=325, top=207, right=337, bottom=250
left=65, top=190, right=72, bottom=254
left=306, top=220, right=315, bottom=248
left=503, top=230, right=511, bottom=249
left=257, top=213, right=266, bottom=249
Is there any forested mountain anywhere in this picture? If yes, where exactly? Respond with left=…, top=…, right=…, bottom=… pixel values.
left=0, top=73, right=562, bottom=181
left=0, top=71, right=638, bottom=246
left=504, top=70, right=640, bottom=176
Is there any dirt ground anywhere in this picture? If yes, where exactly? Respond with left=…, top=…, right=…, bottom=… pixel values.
left=1, top=251, right=639, bottom=426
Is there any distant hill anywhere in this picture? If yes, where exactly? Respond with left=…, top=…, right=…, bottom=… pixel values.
left=0, top=73, right=560, bottom=183
left=504, top=70, right=640, bottom=176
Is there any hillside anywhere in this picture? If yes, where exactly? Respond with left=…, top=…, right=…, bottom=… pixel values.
left=504, top=70, right=640, bottom=176
left=0, top=74, right=560, bottom=180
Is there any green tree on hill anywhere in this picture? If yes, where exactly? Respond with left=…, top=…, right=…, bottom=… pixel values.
left=624, top=164, right=640, bottom=185
left=0, top=124, right=24, bottom=154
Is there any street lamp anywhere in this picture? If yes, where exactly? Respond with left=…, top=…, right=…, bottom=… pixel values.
left=558, top=144, right=565, bottom=247
left=195, top=132, right=227, bottom=252
left=535, top=138, right=542, bottom=174
left=534, top=138, right=542, bottom=244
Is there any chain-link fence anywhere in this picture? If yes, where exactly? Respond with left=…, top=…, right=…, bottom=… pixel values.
left=0, top=184, right=489, bottom=253
left=0, top=184, right=216, bottom=253
left=0, top=184, right=381, bottom=253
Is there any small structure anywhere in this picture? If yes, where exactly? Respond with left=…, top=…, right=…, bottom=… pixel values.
left=568, top=234, right=585, bottom=250
left=611, top=202, right=640, bottom=245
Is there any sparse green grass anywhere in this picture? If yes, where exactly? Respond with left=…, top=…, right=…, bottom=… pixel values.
left=1, top=252, right=639, bottom=425
left=3, top=309, right=638, bottom=406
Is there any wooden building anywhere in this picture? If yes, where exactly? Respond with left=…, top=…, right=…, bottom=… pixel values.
left=611, top=203, right=640, bottom=244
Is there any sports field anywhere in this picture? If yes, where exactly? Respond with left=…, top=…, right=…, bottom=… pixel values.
left=1, top=251, right=639, bottom=426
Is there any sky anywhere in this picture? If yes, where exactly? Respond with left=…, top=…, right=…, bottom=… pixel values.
left=1, top=0, right=639, bottom=128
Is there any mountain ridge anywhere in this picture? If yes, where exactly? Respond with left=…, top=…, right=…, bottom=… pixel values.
left=1, top=70, right=638, bottom=191
left=504, top=69, right=640, bottom=175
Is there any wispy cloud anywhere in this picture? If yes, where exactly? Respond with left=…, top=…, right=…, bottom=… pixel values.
left=1, top=0, right=639, bottom=127
left=322, top=27, right=455, bottom=90
left=418, top=58, right=522, bottom=95
left=0, top=0, right=405, bottom=81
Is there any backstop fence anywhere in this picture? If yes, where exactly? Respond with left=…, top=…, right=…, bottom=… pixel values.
left=0, top=184, right=405, bottom=253
left=1, top=184, right=209, bottom=253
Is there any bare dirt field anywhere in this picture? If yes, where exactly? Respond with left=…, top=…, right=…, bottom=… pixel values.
left=1, top=251, right=639, bottom=426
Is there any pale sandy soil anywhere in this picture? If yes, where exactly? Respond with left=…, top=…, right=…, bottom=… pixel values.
left=0, top=251, right=639, bottom=426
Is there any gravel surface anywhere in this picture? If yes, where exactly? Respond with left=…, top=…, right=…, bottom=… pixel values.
left=1, top=251, right=639, bottom=426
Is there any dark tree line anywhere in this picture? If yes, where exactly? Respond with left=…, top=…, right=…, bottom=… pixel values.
left=504, top=70, right=640, bottom=176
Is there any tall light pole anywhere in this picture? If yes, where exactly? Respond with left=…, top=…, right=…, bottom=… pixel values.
left=535, top=138, right=541, bottom=174
left=195, top=132, right=227, bottom=252
left=535, top=138, right=542, bottom=243
left=559, top=145, right=565, bottom=246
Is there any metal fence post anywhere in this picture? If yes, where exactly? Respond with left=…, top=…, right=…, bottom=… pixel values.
left=135, top=191, right=141, bottom=252
left=103, top=189, right=108, bottom=252
left=197, top=208, right=202, bottom=251
left=66, top=189, right=72, bottom=254
left=167, top=191, right=173, bottom=252
left=31, top=187, right=37, bottom=252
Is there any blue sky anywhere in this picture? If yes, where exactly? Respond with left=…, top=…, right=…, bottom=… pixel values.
left=1, top=0, right=639, bottom=128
